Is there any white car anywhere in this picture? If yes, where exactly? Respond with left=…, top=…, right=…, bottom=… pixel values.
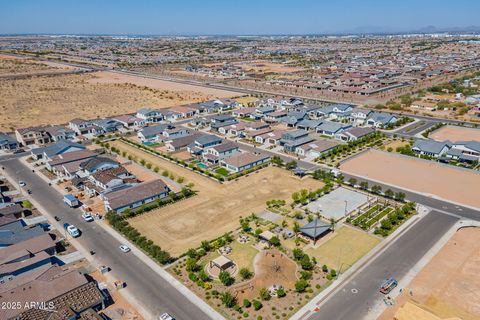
left=159, top=313, right=174, bottom=320
left=119, top=245, right=131, bottom=253
left=19, top=181, right=26, bottom=187
left=82, top=212, right=94, bottom=222
left=66, top=225, right=80, bottom=237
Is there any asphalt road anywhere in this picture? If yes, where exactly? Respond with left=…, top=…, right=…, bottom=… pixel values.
left=308, top=211, right=459, bottom=320
left=1, top=158, right=212, bottom=320
left=394, top=120, right=436, bottom=137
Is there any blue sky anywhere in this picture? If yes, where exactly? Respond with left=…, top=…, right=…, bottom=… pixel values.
left=1, top=0, right=479, bottom=35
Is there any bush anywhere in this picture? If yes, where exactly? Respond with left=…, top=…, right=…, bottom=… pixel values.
left=243, top=299, right=251, bottom=308
left=221, top=291, right=236, bottom=308
left=322, top=264, right=329, bottom=273
left=239, top=267, right=253, bottom=280
left=219, top=271, right=235, bottom=286
left=276, top=287, right=286, bottom=297
left=295, top=279, right=308, bottom=292
left=252, top=299, right=263, bottom=311
left=259, top=287, right=271, bottom=301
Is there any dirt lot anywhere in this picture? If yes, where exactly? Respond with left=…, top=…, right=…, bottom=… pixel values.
left=429, top=125, right=480, bottom=143
left=90, top=71, right=240, bottom=98
left=0, top=72, right=221, bottom=131
left=379, top=227, right=480, bottom=320
left=341, top=150, right=480, bottom=209
left=0, top=54, right=65, bottom=75
left=112, top=140, right=323, bottom=256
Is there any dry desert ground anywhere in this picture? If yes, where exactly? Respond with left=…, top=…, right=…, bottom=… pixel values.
left=0, top=54, right=66, bottom=75
left=90, top=71, right=240, bottom=98
left=379, top=227, right=480, bottom=320
left=340, top=149, right=480, bottom=209
left=429, top=125, right=480, bottom=143
left=0, top=72, right=227, bottom=131
left=112, top=140, right=323, bottom=256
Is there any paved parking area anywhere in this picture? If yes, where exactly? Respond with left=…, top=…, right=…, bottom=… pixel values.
left=305, top=187, right=370, bottom=220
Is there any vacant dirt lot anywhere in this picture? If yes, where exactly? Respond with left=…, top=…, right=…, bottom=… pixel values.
left=341, top=150, right=480, bottom=209
left=0, top=55, right=64, bottom=75
left=379, top=227, right=480, bottom=320
left=429, top=125, right=480, bottom=143
left=0, top=73, right=218, bottom=131
left=90, top=71, right=240, bottom=98
left=113, top=140, right=323, bottom=256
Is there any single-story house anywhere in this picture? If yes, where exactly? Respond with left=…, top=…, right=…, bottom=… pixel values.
left=366, top=112, right=398, bottom=128
left=80, top=156, right=120, bottom=175
left=31, top=140, right=86, bottom=161
left=316, top=121, right=352, bottom=137
left=295, top=139, right=340, bottom=158
left=411, top=139, right=451, bottom=157
left=220, top=152, right=270, bottom=173
left=335, top=127, right=375, bottom=142
left=0, top=133, right=19, bottom=151
left=137, top=124, right=173, bottom=142
left=103, top=179, right=170, bottom=214
left=0, top=220, right=45, bottom=247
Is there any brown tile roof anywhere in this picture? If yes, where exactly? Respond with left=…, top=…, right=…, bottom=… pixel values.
left=48, top=150, right=97, bottom=166
left=90, top=166, right=130, bottom=185
left=222, top=152, right=270, bottom=169
left=0, top=233, right=55, bottom=265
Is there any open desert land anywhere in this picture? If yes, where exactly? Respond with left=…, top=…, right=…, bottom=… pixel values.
left=0, top=72, right=222, bottom=131
left=429, top=125, right=480, bottom=143
left=110, top=140, right=323, bottom=256
left=379, top=227, right=480, bottom=320
left=90, top=71, right=240, bottom=98
left=340, top=149, right=480, bottom=209
left=0, top=54, right=67, bottom=75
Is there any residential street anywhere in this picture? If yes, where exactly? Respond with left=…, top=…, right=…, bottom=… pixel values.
left=1, top=158, right=215, bottom=320
left=307, top=211, right=458, bottom=320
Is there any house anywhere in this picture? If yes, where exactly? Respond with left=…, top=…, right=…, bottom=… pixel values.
left=137, top=124, right=173, bottom=143
left=0, top=133, right=18, bottom=151
left=280, top=130, right=314, bottom=152
left=90, top=118, right=122, bottom=135
left=136, top=108, right=163, bottom=123
left=255, top=130, right=286, bottom=145
left=15, top=127, right=51, bottom=146
left=304, top=105, right=327, bottom=119
left=299, top=219, right=332, bottom=244
left=296, top=119, right=323, bottom=131
left=281, top=111, right=307, bottom=127
left=43, top=126, right=76, bottom=142
left=168, top=105, right=197, bottom=119
left=103, top=179, right=170, bottom=214
left=80, top=156, right=120, bottom=175
left=220, top=152, right=270, bottom=173
left=199, top=100, right=225, bottom=113
left=447, top=141, right=480, bottom=161
left=210, top=115, right=238, bottom=131
left=350, top=108, right=372, bottom=124
left=0, top=204, right=25, bottom=221
left=412, top=140, right=451, bottom=157
left=316, top=121, right=352, bottom=137
left=202, top=141, right=240, bottom=165
left=68, top=118, right=93, bottom=135
left=218, top=122, right=247, bottom=136
left=0, top=264, right=105, bottom=320
left=255, top=105, right=275, bottom=116
left=0, top=220, right=45, bottom=247
left=31, top=140, right=86, bottom=161
left=46, top=149, right=98, bottom=175
left=85, top=166, right=137, bottom=196
left=366, top=112, right=398, bottom=128
left=232, top=107, right=257, bottom=118
left=163, top=127, right=190, bottom=140
left=187, top=134, right=223, bottom=155
left=0, top=233, right=56, bottom=281
left=295, top=139, right=340, bottom=158
left=113, top=114, right=146, bottom=129
left=336, top=127, right=375, bottom=142
left=163, top=133, right=200, bottom=152
left=264, top=110, right=288, bottom=123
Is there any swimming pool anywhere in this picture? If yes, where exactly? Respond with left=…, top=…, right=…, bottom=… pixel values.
left=197, top=163, right=208, bottom=169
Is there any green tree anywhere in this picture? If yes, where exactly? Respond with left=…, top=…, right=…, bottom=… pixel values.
left=221, top=291, right=237, bottom=308
left=239, top=267, right=253, bottom=280
left=295, top=279, right=309, bottom=292
left=259, top=287, right=271, bottom=301
left=286, top=160, right=297, bottom=170
left=219, top=271, right=235, bottom=286
left=276, top=287, right=286, bottom=298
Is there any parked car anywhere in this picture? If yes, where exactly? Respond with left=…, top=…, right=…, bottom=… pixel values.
left=159, top=313, right=175, bottom=320
left=13, top=148, right=25, bottom=154
left=379, top=277, right=398, bottom=294
left=119, top=244, right=131, bottom=253
left=82, top=212, right=94, bottom=222
left=63, top=223, right=80, bottom=237
left=18, top=181, right=26, bottom=187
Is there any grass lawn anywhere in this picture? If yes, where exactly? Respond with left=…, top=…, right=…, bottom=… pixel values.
left=306, top=226, right=380, bottom=273
left=200, top=237, right=259, bottom=279
left=215, top=167, right=229, bottom=176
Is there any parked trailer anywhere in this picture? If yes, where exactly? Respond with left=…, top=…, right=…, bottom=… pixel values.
left=63, top=194, right=79, bottom=207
